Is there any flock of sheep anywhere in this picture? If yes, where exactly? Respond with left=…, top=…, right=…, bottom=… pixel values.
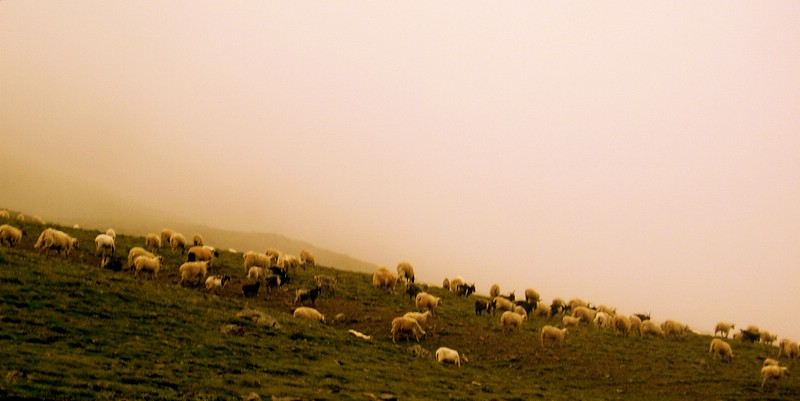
left=0, top=209, right=795, bottom=387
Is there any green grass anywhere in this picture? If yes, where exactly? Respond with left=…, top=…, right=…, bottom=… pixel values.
left=0, top=221, right=798, bottom=400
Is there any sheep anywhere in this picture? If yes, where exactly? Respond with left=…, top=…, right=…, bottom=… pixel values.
left=525, top=288, right=541, bottom=303
left=761, top=365, right=790, bottom=388
left=294, top=287, right=322, bottom=305
left=0, top=210, right=9, bottom=219
left=740, top=326, right=761, bottom=343
left=562, top=316, right=581, bottom=328
left=127, top=247, right=155, bottom=270
left=372, top=267, right=399, bottom=293
left=455, top=283, right=476, bottom=297
left=778, top=339, right=799, bottom=359
left=293, top=306, right=326, bottom=323
left=513, top=305, right=528, bottom=319
left=662, top=319, right=689, bottom=338
left=396, top=261, right=415, bottom=283
left=15, top=213, right=24, bottom=223
left=492, top=296, right=515, bottom=315
left=160, top=229, right=175, bottom=247
left=715, top=322, right=735, bottom=338
left=170, top=233, right=187, bottom=254
left=0, top=224, right=25, bottom=247
left=533, top=303, right=550, bottom=318
left=475, top=298, right=493, bottom=316
left=490, top=284, right=500, bottom=299
left=572, top=306, right=598, bottom=323
left=187, top=245, right=218, bottom=266
left=592, top=312, right=612, bottom=329
left=278, top=254, right=300, bottom=270
left=435, top=347, right=461, bottom=367
left=192, top=233, right=204, bottom=246
left=760, top=331, right=777, bottom=345
left=442, top=278, right=450, bottom=290
left=243, top=251, right=271, bottom=273
left=265, top=248, right=281, bottom=265
left=247, top=266, right=265, bottom=282
left=634, top=312, right=651, bottom=321
left=314, top=274, right=337, bottom=296
left=612, top=314, right=631, bottom=337
left=763, top=358, right=780, bottom=367
left=94, top=234, right=115, bottom=258
left=242, top=280, right=261, bottom=298
left=642, top=320, right=664, bottom=337
left=404, top=282, right=425, bottom=301
left=133, top=255, right=163, bottom=279
left=105, top=228, right=116, bottom=239
left=205, top=275, right=231, bottom=294
left=541, top=325, right=568, bottom=348
left=569, top=298, right=589, bottom=310
left=403, top=311, right=432, bottom=325
left=263, top=274, right=283, bottom=291
left=34, top=228, right=78, bottom=257
left=268, top=266, right=290, bottom=285
left=145, top=233, right=161, bottom=252
left=300, top=249, right=316, bottom=267
left=500, top=310, right=525, bottom=330
left=390, top=316, right=425, bottom=343
left=550, top=298, right=567, bottom=317
left=596, top=304, right=616, bottom=316
left=449, top=276, right=465, bottom=293
left=708, top=338, right=734, bottom=362
left=31, top=215, right=45, bottom=225
left=629, top=315, right=643, bottom=337
left=415, top=292, right=442, bottom=315
left=179, top=261, right=210, bottom=287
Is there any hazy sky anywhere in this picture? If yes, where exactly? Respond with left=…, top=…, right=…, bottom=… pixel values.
left=2, top=2, right=800, bottom=340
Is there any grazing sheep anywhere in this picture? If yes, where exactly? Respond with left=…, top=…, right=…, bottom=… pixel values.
left=34, top=228, right=78, bottom=257
left=415, top=292, right=442, bottom=315
left=475, top=298, right=493, bottom=316
left=145, top=233, right=161, bottom=252
left=192, top=233, right=204, bottom=246
left=492, top=296, right=515, bottom=315
left=242, top=280, right=261, bottom=298
left=372, top=267, right=399, bottom=293
left=593, top=312, right=612, bottom=329
left=265, top=248, right=281, bottom=265
left=778, top=339, right=799, bottom=359
left=314, top=274, right=337, bottom=296
left=31, top=215, right=45, bottom=225
left=513, top=305, right=529, bottom=319
left=662, top=320, right=690, bottom=338
left=160, top=229, right=175, bottom=246
left=300, top=249, right=316, bottom=267
left=133, top=255, right=163, bottom=279
left=550, top=298, right=567, bottom=317
left=630, top=315, right=643, bottom=337
left=448, top=276, right=465, bottom=293
left=572, top=306, right=598, bottom=323
left=533, top=303, right=550, bottom=318
left=435, top=347, right=461, bottom=367
left=763, top=358, right=780, bottom=367
left=279, top=254, right=300, bottom=270
left=15, top=213, right=24, bottom=223
left=404, top=282, right=426, bottom=301
left=761, top=365, right=790, bottom=388
left=127, top=247, right=155, bottom=270
left=708, top=338, right=734, bottom=362
left=390, top=316, right=425, bottom=343
left=596, top=304, right=616, bottom=316
left=490, top=284, right=500, bottom=299
left=740, top=326, right=761, bottom=343
left=294, top=287, right=322, bottom=305
left=94, top=234, right=115, bottom=258
left=403, top=311, right=432, bottom=325
left=642, top=320, right=664, bottom=337
left=442, top=278, right=450, bottom=290
left=541, top=325, right=568, bottom=348
left=205, top=275, right=231, bottom=294
left=396, top=261, right=415, bottom=283
left=612, top=314, right=632, bottom=337
left=243, top=251, right=271, bottom=273
left=500, top=310, right=525, bottom=330
left=294, top=306, right=326, bottom=323
left=170, top=233, right=187, bottom=254
left=715, top=322, right=735, bottom=338
left=0, top=210, right=9, bottom=219
left=247, top=265, right=266, bottom=282
left=179, top=261, right=210, bottom=287
left=525, top=288, right=541, bottom=303
left=187, top=245, right=218, bottom=266
left=569, top=298, right=589, bottom=310
left=0, top=224, right=25, bottom=247
left=562, top=316, right=581, bottom=328
left=760, top=331, right=777, bottom=345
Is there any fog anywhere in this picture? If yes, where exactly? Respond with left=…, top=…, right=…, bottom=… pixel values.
left=2, top=2, right=800, bottom=339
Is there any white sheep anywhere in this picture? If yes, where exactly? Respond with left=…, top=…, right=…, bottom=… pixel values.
left=760, top=331, right=777, bottom=345
left=415, top=292, right=442, bottom=315
left=714, top=322, right=735, bottom=338
left=569, top=298, right=589, bottom=310
left=205, top=275, right=231, bottom=294
left=490, top=284, right=500, bottom=299
left=293, top=306, right=326, bottom=323
left=187, top=245, right=218, bottom=266
left=778, top=339, right=799, bottom=359
left=763, top=358, right=780, bottom=367
left=524, top=288, right=541, bottom=303
left=572, top=306, right=597, bottom=323
left=562, top=316, right=581, bottom=328
left=540, top=325, right=568, bottom=348
left=449, top=276, right=465, bottom=293
left=761, top=365, right=790, bottom=388
left=247, top=266, right=266, bottom=282
left=31, top=215, right=45, bottom=225
left=0, top=210, right=9, bottom=219
left=265, top=248, right=282, bottom=265
left=662, top=319, right=689, bottom=338
left=94, top=234, right=115, bottom=258
left=279, top=254, right=300, bottom=270
left=160, top=229, right=175, bottom=247
left=708, top=338, right=734, bottom=362
left=15, top=213, right=24, bottom=223
left=642, top=320, right=664, bottom=337
left=192, top=233, right=204, bottom=246
left=629, top=315, right=643, bottom=337
left=435, top=347, right=461, bottom=367
left=612, top=314, right=631, bottom=337
left=596, top=304, right=616, bottom=316
left=500, top=310, right=525, bottom=330
left=300, top=249, right=316, bottom=267
left=0, top=224, right=25, bottom=247
left=403, top=311, right=432, bottom=325
left=372, top=267, right=399, bottom=293
left=105, top=228, right=116, bottom=239
left=179, top=261, right=210, bottom=287
left=390, top=316, right=425, bottom=343
left=396, top=261, right=415, bottom=283
left=592, top=312, right=612, bottom=329
left=534, top=303, right=551, bottom=319
left=127, top=247, right=155, bottom=270
left=145, top=233, right=161, bottom=252
left=34, top=228, right=78, bottom=257
left=170, top=233, right=187, bottom=254
left=492, top=296, right=515, bottom=315
left=133, top=255, right=163, bottom=279
left=243, top=251, right=271, bottom=273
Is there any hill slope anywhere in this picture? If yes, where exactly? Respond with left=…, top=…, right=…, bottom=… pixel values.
left=0, top=221, right=797, bottom=400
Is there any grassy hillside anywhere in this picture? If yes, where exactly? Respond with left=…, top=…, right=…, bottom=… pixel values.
left=0, top=220, right=797, bottom=400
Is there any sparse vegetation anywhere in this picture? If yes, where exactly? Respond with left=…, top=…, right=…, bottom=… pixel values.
left=0, top=218, right=797, bottom=400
